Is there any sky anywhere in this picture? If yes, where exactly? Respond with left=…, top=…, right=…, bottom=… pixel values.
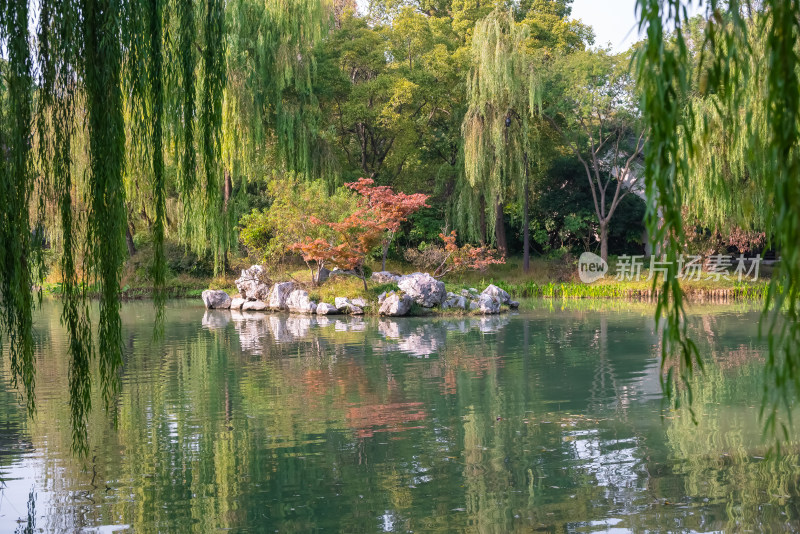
left=570, top=0, right=643, bottom=52
left=569, top=0, right=703, bottom=52
left=355, top=0, right=705, bottom=53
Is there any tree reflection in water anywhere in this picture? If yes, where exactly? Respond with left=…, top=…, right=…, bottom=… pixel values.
left=0, top=300, right=796, bottom=532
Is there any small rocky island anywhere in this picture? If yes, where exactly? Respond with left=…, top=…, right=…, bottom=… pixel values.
left=202, top=265, right=519, bottom=317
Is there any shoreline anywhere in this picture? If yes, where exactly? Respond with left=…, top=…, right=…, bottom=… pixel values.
left=40, top=279, right=770, bottom=306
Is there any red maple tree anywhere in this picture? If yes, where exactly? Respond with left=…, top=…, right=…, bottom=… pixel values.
left=345, top=178, right=429, bottom=271
left=432, top=230, right=505, bottom=278
left=291, top=179, right=429, bottom=288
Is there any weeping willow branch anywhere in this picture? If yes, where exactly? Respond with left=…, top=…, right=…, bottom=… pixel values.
left=83, top=0, right=127, bottom=427
left=225, top=0, right=333, bottom=180
left=199, top=0, right=225, bottom=270
left=636, top=0, right=800, bottom=444
left=461, top=7, right=540, bottom=256
left=0, top=0, right=229, bottom=454
left=37, top=0, right=95, bottom=455
left=178, top=0, right=198, bottom=217
left=150, top=0, right=167, bottom=324
left=0, top=0, right=37, bottom=417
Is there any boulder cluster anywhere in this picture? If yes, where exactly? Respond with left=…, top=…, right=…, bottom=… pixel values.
left=201, top=266, right=519, bottom=317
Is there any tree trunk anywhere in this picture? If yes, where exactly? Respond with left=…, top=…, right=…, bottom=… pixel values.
left=479, top=194, right=487, bottom=246
left=125, top=222, right=136, bottom=257
left=381, top=241, right=389, bottom=272
left=522, top=152, right=530, bottom=272
left=600, top=221, right=609, bottom=262
left=495, top=199, right=507, bottom=257
left=523, top=189, right=530, bottom=272
left=223, top=168, right=232, bottom=210
left=359, top=267, right=368, bottom=291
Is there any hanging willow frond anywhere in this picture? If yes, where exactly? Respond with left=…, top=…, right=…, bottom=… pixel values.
left=0, top=0, right=229, bottom=453
left=636, top=0, right=800, bottom=444
left=82, top=0, right=128, bottom=428
left=225, top=0, right=333, bottom=180
left=0, top=0, right=37, bottom=418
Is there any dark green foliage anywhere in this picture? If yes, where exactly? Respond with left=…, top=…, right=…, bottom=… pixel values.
left=201, top=0, right=225, bottom=268
left=178, top=0, right=197, bottom=209
left=83, top=0, right=127, bottom=437
left=530, top=157, right=646, bottom=255
left=149, top=0, right=167, bottom=325
left=0, top=0, right=36, bottom=418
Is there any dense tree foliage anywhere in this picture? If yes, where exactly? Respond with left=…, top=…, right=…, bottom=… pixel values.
left=542, top=49, right=646, bottom=262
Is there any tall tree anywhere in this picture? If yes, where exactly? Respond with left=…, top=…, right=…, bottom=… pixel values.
left=1, top=0, right=228, bottom=453
left=461, top=8, right=539, bottom=267
left=542, top=49, right=647, bottom=262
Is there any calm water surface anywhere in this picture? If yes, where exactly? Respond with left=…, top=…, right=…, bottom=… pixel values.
left=1, top=299, right=798, bottom=532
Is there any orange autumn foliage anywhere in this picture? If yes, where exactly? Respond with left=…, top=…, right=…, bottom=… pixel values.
left=432, top=230, right=505, bottom=278
left=290, top=179, right=429, bottom=282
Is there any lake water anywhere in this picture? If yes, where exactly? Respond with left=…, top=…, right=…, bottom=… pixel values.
left=1, top=299, right=798, bottom=532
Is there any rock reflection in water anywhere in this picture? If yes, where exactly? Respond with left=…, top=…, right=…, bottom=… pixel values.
left=202, top=309, right=231, bottom=330
left=216, top=310, right=513, bottom=356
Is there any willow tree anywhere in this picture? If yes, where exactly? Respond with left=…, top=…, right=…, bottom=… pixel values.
left=462, top=8, right=539, bottom=269
left=225, top=0, right=334, bottom=180
left=636, top=0, right=800, bottom=441
left=0, top=0, right=227, bottom=454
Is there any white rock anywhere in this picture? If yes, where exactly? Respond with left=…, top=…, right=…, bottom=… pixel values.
left=379, top=291, right=413, bottom=316
left=242, top=300, right=268, bottom=311
left=235, top=265, right=271, bottom=301
left=371, top=271, right=401, bottom=284
left=378, top=291, right=387, bottom=305
left=335, top=297, right=360, bottom=313
left=268, top=282, right=295, bottom=310
left=469, top=300, right=479, bottom=311
left=230, top=297, right=246, bottom=310
left=443, top=295, right=467, bottom=310
left=481, top=284, right=510, bottom=305
left=508, top=300, right=520, bottom=309
left=350, top=305, right=364, bottom=315
left=287, top=289, right=317, bottom=314
left=397, top=272, right=446, bottom=308
left=316, top=302, right=338, bottom=315
left=351, top=297, right=368, bottom=307
left=202, top=290, right=232, bottom=309
left=478, top=294, right=501, bottom=314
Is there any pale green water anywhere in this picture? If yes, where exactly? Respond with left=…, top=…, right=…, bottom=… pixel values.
left=0, top=300, right=797, bottom=532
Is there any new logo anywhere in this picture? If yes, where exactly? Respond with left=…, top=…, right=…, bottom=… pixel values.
left=578, top=252, right=608, bottom=283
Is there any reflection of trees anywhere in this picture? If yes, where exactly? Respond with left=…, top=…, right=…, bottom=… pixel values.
left=13, top=488, right=36, bottom=534
left=5, top=301, right=796, bottom=532
left=663, top=360, right=800, bottom=531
